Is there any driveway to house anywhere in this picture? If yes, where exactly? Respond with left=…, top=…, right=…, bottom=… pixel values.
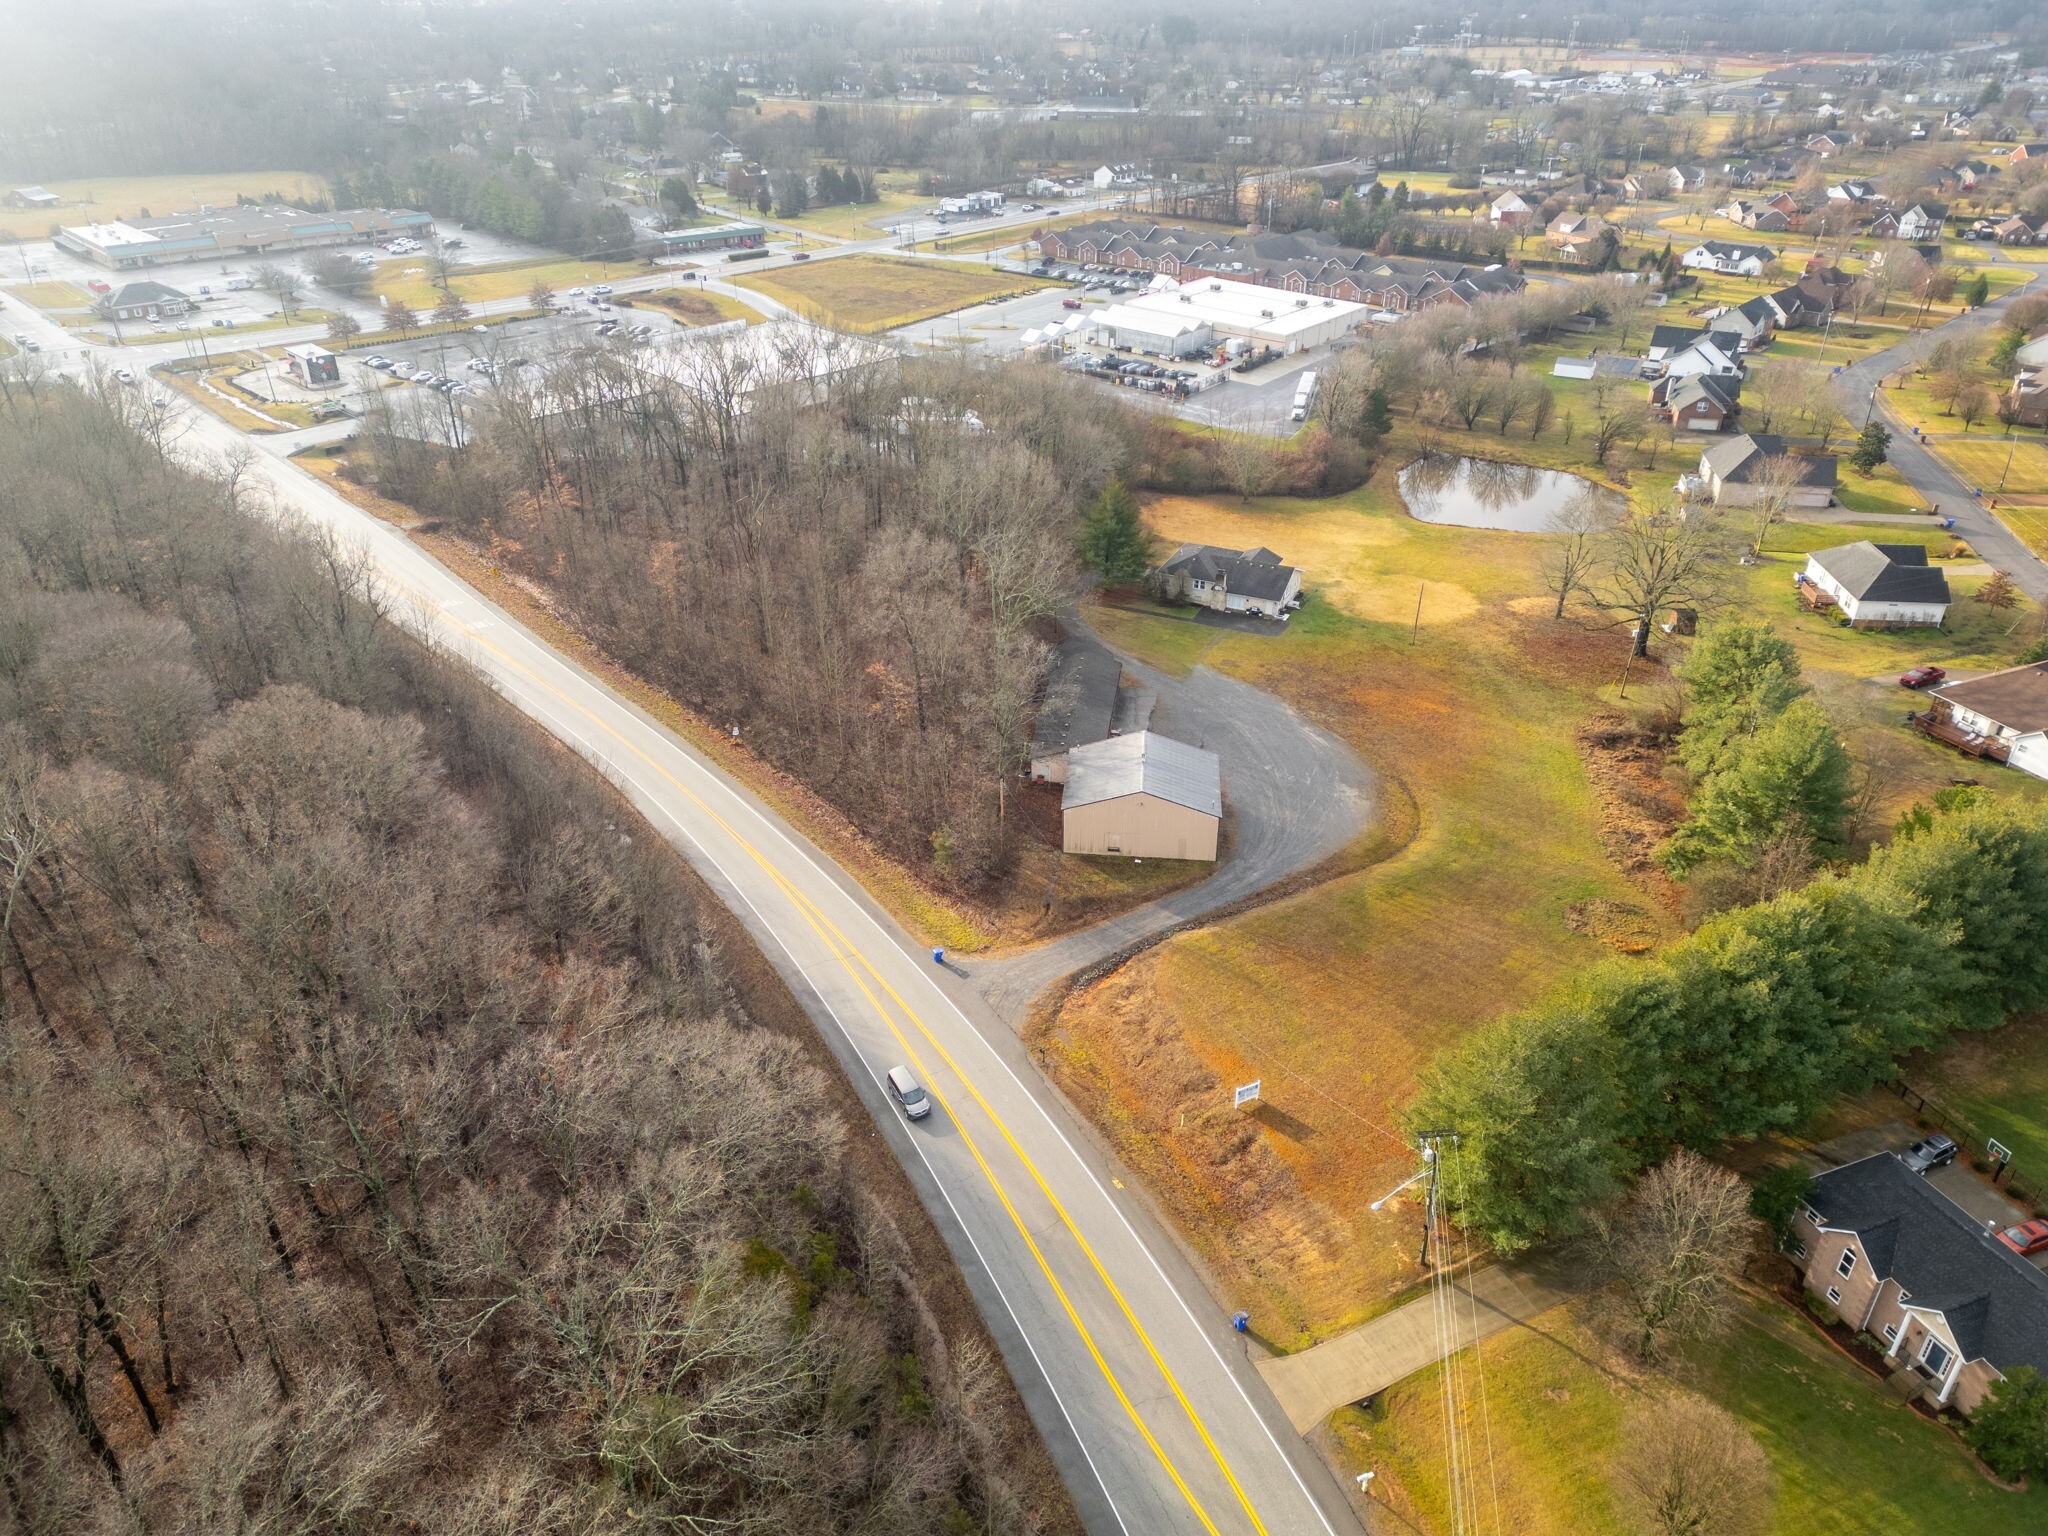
left=1830, top=271, right=2047, bottom=600
left=971, top=612, right=1376, bottom=1026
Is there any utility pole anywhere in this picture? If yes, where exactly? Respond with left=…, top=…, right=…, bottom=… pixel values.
left=1413, top=1129, right=1456, bottom=1268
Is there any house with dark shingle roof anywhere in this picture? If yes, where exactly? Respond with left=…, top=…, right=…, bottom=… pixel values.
left=1680, top=239, right=1778, bottom=276
left=1699, top=433, right=1837, bottom=509
left=1924, top=660, right=2048, bottom=779
left=1793, top=1153, right=2048, bottom=1414
left=1154, top=544, right=1303, bottom=618
left=1800, top=540, right=1949, bottom=626
left=93, top=279, right=193, bottom=321
left=1653, top=372, right=1742, bottom=431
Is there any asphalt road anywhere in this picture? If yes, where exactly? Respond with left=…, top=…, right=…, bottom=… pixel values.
left=163, top=407, right=1362, bottom=1536
left=1831, top=271, right=2047, bottom=599
left=974, top=616, right=1376, bottom=1026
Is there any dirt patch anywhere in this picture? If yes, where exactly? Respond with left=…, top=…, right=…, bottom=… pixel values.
left=1575, top=710, right=1686, bottom=904
left=641, top=290, right=736, bottom=326
left=1564, top=898, right=1663, bottom=954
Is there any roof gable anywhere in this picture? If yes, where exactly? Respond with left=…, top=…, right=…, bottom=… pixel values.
left=1061, top=732, right=1223, bottom=817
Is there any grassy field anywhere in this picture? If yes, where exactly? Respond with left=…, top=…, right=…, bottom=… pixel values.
left=1036, top=480, right=1672, bottom=1346
left=0, top=171, right=326, bottom=239
left=1032, top=351, right=2048, bottom=1343
left=1938, top=436, right=2048, bottom=496
left=732, top=256, right=1053, bottom=332
left=3, top=280, right=93, bottom=310
left=1342, top=1296, right=2048, bottom=1536
left=366, top=255, right=654, bottom=311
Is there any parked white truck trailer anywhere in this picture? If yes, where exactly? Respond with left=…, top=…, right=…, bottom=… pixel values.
left=1289, top=368, right=1318, bottom=422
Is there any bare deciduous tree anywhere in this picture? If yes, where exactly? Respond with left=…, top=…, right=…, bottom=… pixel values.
left=1596, top=504, right=1731, bottom=657
left=1615, top=1396, right=1773, bottom=1536
left=1589, top=1149, right=1761, bottom=1360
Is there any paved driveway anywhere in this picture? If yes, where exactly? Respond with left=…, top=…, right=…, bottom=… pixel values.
left=971, top=613, right=1375, bottom=1025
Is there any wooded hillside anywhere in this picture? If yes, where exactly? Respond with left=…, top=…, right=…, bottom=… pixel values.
left=0, top=389, right=1073, bottom=1535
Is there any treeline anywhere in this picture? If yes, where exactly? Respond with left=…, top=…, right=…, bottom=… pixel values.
left=1416, top=781, right=2048, bottom=1253
left=0, top=386, right=1071, bottom=1534
left=332, top=155, right=635, bottom=255
left=361, top=342, right=1124, bottom=887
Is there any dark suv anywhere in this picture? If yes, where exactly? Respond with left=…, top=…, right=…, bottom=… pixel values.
left=1901, top=1134, right=1958, bottom=1174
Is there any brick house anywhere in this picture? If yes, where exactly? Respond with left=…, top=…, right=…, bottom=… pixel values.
left=1792, top=1153, right=2048, bottom=1415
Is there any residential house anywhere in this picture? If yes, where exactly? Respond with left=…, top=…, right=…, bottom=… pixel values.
left=1545, top=212, right=1609, bottom=261
left=1896, top=204, right=1945, bottom=242
left=1667, top=165, right=1707, bottom=194
left=1994, top=215, right=2041, bottom=246
left=1661, top=331, right=1748, bottom=379
left=1653, top=372, right=1742, bottom=430
left=1799, top=540, right=1949, bottom=625
left=1921, top=660, right=2048, bottom=775
left=1061, top=732, right=1221, bottom=861
left=93, top=279, right=193, bottom=321
left=1702, top=295, right=1779, bottom=347
left=2010, top=143, right=2048, bottom=164
left=1620, top=172, right=1653, bottom=202
left=1698, top=433, right=1837, bottom=509
left=1865, top=209, right=1902, bottom=239
left=2008, top=368, right=2048, bottom=429
left=1153, top=543, right=1304, bottom=618
left=1827, top=178, right=1880, bottom=205
left=1680, top=239, right=1778, bottom=276
left=1765, top=271, right=1853, bottom=329
left=1806, top=132, right=1847, bottom=158
left=1645, top=324, right=1706, bottom=364
left=1793, top=1153, right=2048, bottom=1414
left=4, top=186, right=61, bottom=210
left=1485, top=190, right=1535, bottom=227
left=1027, top=636, right=1122, bottom=784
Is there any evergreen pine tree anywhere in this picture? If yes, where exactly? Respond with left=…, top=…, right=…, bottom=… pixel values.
left=1077, top=478, right=1155, bottom=582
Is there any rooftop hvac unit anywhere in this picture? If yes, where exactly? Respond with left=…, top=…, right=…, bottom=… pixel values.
left=1260, top=309, right=1274, bottom=318
left=1209, top=282, right=1222, bottom=290
left=1295, top=298, right=1308, bottom=307
left=1180, top=294, right=1192, bottom=302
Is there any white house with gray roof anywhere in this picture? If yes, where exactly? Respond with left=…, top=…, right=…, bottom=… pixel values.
left=1699, top=433, right=1837, bottom=509
left=1800, top=540, right=1949, bottom=626
left=1680, top=239, right=1778, bottom=276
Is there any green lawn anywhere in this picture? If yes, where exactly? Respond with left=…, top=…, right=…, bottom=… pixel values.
left=1083, top=598, right=1226, bottom=676
left=1908, top=1015, right=2048, bottom=1180
left=1339, top=1297, right=2048, bottom=1536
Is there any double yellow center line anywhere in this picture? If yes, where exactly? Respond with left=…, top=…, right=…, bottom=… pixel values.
left=379, top=563, right=1273, bottom=1536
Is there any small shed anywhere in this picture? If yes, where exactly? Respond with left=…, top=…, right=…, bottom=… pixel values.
left=1062, top=732, right=1221, bottom=862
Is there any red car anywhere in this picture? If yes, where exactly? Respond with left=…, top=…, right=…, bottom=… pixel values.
left=1899, top=666, right=1948, bottom=689
left=1997, top=1219, right=2048, bottom=1257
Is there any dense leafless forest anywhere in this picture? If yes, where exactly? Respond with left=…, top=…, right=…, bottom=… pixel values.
left=362, top=346, right=1127, bottom=885
left=0, top=388, right=1073, bottom=1534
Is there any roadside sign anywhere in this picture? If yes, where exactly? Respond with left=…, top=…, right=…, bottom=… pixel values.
left=1234, top=1080, right=1261, bottom=1108
left=1990, top=1139, right=2012, bottom=1167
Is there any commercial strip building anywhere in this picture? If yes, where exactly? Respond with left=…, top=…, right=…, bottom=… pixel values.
left=1034, top=222, right=1526, bottom=313
left=56, top=205, right=435, bottom=270
left=1086, top=278, right=1365, bottom=356
left=651, top=221, right=767, bottom=255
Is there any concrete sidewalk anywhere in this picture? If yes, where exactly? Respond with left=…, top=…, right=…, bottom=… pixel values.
left=1256, top=1260, right=1579, bottom=1433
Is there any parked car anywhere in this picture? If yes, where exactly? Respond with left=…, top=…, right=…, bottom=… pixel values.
left=1901, top=1134, right=1959, bottom=1174
left=1899, top=666, right=1948, bottom=689
left=1061, top=297, right=1083, bottom=309
left=1997, top=1219, right=2048, bottom=1257
left=885, top=1066, right=932, bottom=1121
left=114, top=368, right=136, bottom=384
left=410, top=370, right=435, bottom=383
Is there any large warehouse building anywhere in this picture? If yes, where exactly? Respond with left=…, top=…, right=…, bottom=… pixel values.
left=56, top=205, right=435, bottom=269
left=1088, top=278, right=1364, bottom=355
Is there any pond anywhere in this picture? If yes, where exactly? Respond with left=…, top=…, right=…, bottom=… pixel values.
left=1398, top=454, right=1626, bottom=532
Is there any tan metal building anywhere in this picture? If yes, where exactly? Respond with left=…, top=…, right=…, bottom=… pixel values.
left=1061, top=732, right=1221, bottom=862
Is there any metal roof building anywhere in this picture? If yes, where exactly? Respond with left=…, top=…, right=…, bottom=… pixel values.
left=1061, top=732, right=1221, bottom=861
